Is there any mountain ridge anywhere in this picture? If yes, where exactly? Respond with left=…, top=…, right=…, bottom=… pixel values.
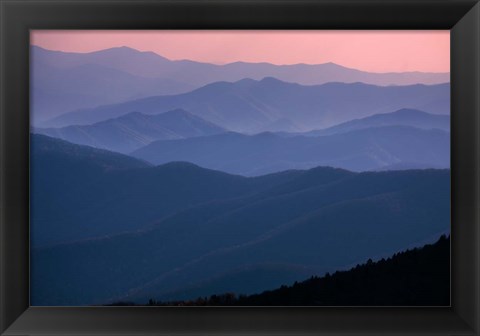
left=31, top=156, right=450, bottom=305
left=132, top=235, right=449, bottom=306
left=131, top=125, right=450, bottom=175
left=30, top=134, right=316, bottom=247
left=35, top=109, right=226, bottom=153
left=33, top=45, right=450, bottom=79
left=47, top=77, right=450, bottom=131
left=305, top=108, right=450, bottom=136
left=33, top=45, right=450, bottom=126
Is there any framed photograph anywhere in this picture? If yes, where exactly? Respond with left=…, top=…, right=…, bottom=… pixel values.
left=1, top=0, right=479, bottom=335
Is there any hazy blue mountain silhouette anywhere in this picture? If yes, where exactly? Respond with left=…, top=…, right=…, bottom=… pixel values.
left=372, top=161, right=449, bottom=171
left=31, top=134, right=150, bottom=170
left=35, top=109, right=226, bottom=153
left=305, top=108, right=450, bottom=136
left=131, top=126, right=450, bottom=175
left=32, top=45, right=182, bottom=78
left=47, top=77, right=450, bottom=131
left=31, top=134, right=306, bottom=247
left=32, top=45, right=450, bottom=85
left=32, top=46, right=449, bottom=123
left=31, top=47, right=195, bottom=124
left=31, top=149, right=450, bottom=305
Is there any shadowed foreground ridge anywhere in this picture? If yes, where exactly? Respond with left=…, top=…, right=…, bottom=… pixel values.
left=110, top=235, right=449, bottom=306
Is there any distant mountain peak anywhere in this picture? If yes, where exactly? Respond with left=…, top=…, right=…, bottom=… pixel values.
left=109, top=45, right=137, bottom=51
left=259, top=76, right=296, bottom=86
left=153, top=161, right=241, bottom=179
left=95, top=111, right=146, bottom=124
left=231, top=77, right=291, bottom=87
left=235, top=78, right=258, bottom=86
left=120, top=111, right=144, bottom=118
left=368, top=108, right=449, bottom=122
left=253, top=131, right=280, bottom=139
left=92, top=46, right=139, bottom=54
left=89, top=46, right=171, bottom=61
left=260, top=76, right=282, bottom=82
left=307, top=165, right=352, bottom=174
left=390, top=108, right=432, bottom=116
left=31, top=133, right=150, bottom=170
left=156, top=161, right=204, bottom=170
left=322, top=61, right=342, bottom=67
left=305, top=109, right=450, bottom=137
left=36, top=107, right=227, bottom=154
left=160, top=108, right=193, bottom=117
left=105, top=108, right=207, bottom=123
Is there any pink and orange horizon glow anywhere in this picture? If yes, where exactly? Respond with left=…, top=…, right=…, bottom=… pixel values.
left=31, top=30, right=450, bottom=73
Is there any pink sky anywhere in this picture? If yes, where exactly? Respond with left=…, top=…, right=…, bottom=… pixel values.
left=31, top=30, right=450, bottom=73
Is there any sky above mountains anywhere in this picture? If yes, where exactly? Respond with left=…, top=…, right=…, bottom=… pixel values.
left=31, top=30, right=450, bottom=73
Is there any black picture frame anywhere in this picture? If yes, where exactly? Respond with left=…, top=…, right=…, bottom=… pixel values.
left=1, top=0, right=479, bottom=335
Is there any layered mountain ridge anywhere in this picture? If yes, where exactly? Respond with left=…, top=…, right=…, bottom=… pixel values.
left=32, top=45, right=449, bottom=124
left=30, top=44, right=451, bottom=307
left=31, top=135, right=450, bottom=306
left=46, top=78, right=450, bottom=132
left=35, top=109, right=226, bottom=153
